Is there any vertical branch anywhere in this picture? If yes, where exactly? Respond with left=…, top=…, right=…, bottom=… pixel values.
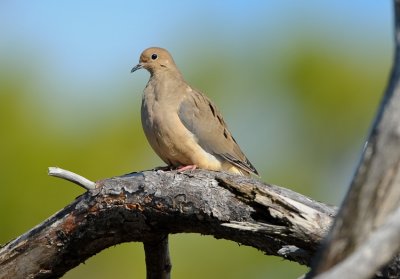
left=143, top=234, right=172, bottom=279
left=310, top=0, right=400, bottom=276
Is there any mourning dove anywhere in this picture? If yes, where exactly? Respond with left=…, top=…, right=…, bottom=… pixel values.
left=131, top=47, right=258, bottom=176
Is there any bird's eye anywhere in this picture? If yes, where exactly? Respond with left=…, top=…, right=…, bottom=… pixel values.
left=151, top=53, right=158, bottom=60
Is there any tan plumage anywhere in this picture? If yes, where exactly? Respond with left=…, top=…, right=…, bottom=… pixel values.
left=131, top=47, right=258, bottom=176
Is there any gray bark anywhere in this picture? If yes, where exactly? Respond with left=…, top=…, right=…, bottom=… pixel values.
left=0, top=170, right=334, bottom=279
left=309, top=0, right=400, bottom=278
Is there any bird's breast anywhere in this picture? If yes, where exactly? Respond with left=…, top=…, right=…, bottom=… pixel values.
left=141, top=89, right=188, bottom=164
left=140, top=80, right=222, bottom=170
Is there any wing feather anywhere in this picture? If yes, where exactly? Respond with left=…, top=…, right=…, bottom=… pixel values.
left=178, top=89, right=258, bottom=175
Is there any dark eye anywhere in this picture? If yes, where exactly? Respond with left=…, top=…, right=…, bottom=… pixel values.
left=151, top=53, right=158, bottom=60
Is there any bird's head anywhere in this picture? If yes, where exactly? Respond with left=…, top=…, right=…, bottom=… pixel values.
left=131, top=47, right=177, bottom=75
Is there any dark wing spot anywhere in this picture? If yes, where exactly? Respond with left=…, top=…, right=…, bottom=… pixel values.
left=217, top=115, right=224, bottom=125
left=223, top=129, right=229, bottom=139
left=209, top=103, right=216, bottom=116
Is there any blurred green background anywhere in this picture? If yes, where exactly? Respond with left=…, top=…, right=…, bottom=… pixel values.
left=0, top=1, right=393, bottom=278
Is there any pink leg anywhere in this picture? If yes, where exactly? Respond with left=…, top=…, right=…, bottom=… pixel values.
left=176, top=165, right=197, bottom=172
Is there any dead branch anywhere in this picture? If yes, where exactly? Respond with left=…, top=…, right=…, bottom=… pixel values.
left=309, top=1, right=400, bottom=278
left=0, top=169, right=334, bottom=279
left=48, top=167, right=96, bottom=190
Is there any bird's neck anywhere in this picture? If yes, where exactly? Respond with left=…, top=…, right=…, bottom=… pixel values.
left=151, top=67, right=184, bottom=81
left=146, top=70, right=187, bottom=101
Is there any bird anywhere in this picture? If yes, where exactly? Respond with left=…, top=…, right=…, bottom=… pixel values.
left=131, top=47, right=258, bottom=176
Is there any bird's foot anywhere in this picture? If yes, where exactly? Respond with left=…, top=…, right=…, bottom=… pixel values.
left=176, top=165, right=197, bottom=172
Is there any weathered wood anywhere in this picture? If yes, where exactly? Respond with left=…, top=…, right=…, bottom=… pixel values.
left=48, top=167, right=96, bottom=190
left=0, top=170, right=334, bottom=279
left=143, top=235, right=171, bottom=279
left=313, top=206, right=400, bottom=279
left=309, top=0, right=400, bottom=278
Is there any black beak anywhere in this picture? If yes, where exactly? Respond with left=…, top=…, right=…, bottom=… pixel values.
left=131, top=63, right=143, bottom=73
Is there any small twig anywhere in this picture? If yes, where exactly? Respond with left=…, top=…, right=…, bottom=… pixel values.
left=48, top=167, right=96, bottom=190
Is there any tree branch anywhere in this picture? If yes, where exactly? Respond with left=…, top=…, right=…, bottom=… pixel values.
left=48, top=166, right=171, bottom=279
left=48, top=167, right=96, bottom=190
left=309, top=0, right=400, bottom=278
left=143, top=235, right=171, bottom=279
left=313, top=206, right=400, bottom=279
left=0, top=170, right=335, bottom=279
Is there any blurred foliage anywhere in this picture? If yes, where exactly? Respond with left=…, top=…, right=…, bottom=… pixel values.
left=0, top=7, right=392, bottom=279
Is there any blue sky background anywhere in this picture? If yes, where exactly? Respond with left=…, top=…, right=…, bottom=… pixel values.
left=0, top=1, right=392, bottom=96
